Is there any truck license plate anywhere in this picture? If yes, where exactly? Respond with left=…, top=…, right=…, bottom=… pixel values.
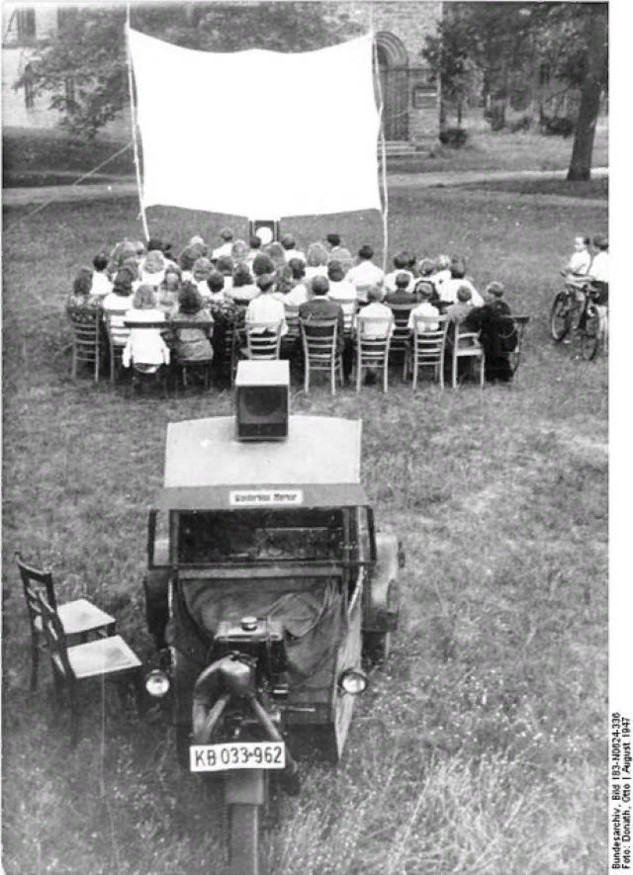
left=190, top=742, right=286, bottom=772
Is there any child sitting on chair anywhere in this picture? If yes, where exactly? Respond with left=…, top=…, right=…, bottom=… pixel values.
left=122, top=284, right=170, bottom=369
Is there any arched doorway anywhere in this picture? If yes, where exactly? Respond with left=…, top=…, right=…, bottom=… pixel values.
left=375, top=32, right=409, bottom=141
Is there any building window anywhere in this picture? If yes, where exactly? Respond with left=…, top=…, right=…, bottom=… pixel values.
left=539, top=63, right=551, bottom=87
left=16, top=8, right=36, bottom=42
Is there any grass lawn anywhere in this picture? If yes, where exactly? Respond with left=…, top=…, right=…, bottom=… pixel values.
left=2, top=188, right=608, bottom=874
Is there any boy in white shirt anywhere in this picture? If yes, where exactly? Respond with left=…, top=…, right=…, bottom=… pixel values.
left=90, top=253, right=112, bottom=298
left=384, top=251, right=415, bottom=294
left=354, top=286, right=393, bottom=339
left=346, top=245, right=384, bottom=303
left=407, top=282, right=440, bottom=331
left=566, top=236, right=592, bottom=275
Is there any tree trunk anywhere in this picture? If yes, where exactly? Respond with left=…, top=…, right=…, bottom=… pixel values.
left=567, top=8, right=608, bottom=182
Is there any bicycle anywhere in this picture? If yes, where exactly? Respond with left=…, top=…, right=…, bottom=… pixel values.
left=549, top=273, right=587, bottom=342
left=549, top=274, right=607, bottom=360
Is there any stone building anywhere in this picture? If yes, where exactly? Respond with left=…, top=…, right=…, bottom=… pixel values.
left=2, top=2, right=443, bottom=145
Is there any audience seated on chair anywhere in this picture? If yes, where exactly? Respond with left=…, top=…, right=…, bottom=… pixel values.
left=280, top=232, right=305, bottom=264
left=156, top=264, right=182, bottom=314
left=246, top=274, right=288, bottom=336
left=102, top=268, right=135, bottom=319
left=464, top=281, right=516, bottom=383
left=179, top=236, right=209, bottom=276
left=384, top=252, right=415, bottom=295
left=353, top=286, right=393, bottom=339
left=122, top=285, right=170, bottom=369
left=206, top=271, right=226, bottom=304
left=228, top=263, right=258, bottom=303
left=231, top=239, right=249, bottom=267
left=438, top=258, right=484, bottom=307
left=304, top=242, right=329, bottom=280
left=90, top=254, right=112, bottom=299
left=407, top=282, right=440, bottom=332
left=386, top=271, right=417, bottom=305
left=346, top=244, right=385, bottom=304
left=67, top=267, right=99, bottom=310
left=283, top=259, right=310, bottom=306
left=326, top=233, right=354, bottom=274
left=171, top=281, right=214, bottom=363
left=140, top=249, right=167, bottom=289
left=212, top=227, right=235, bottom=261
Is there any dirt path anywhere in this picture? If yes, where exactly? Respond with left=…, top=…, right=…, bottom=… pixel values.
left=3, top=167, right=608, bottom=208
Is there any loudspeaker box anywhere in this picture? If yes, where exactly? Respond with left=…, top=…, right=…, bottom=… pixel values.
left=235, top=360, right=289, bottom=441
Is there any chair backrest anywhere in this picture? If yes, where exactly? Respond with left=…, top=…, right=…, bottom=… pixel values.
left=16, top=552, right=57, bottom=630
left=300, top=317, right=338, bottom=362
left=328, top=297, right=357, bottom=335
left=356, top=315, right=393, bottom=364
left=283, top=305, right=301, bottom=339
left=388, top=303, right=417, bottom=350
left=454, top=321, right=482, bottom=352
left=413, top=315, right=448, bottom=355
left=37, top=591, right=73, bottom=679
left=245, top=321, right=282, bottom=359
left=104, top=308, right=131, bottom=348
left=67, top=306, right=100, bottom=353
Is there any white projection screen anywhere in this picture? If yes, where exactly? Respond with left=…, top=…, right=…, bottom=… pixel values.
left=127, top=27, right=382, bottom=219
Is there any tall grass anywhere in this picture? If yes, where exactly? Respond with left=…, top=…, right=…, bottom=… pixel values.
left=2, top=187, right=607, bottom=874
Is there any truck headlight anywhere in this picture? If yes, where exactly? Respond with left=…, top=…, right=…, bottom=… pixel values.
left=145, top=669, right=170, bottom=698
left=339, top=668, right=368, bottom=695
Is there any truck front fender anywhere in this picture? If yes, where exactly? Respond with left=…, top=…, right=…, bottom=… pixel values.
left=363, top=531, right=401, bottom=633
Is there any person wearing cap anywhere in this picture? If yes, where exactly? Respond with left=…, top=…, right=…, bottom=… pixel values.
left=384, top=252, right=415, bottom=295
left=438, top=258, right=484, bottom=308
left=346, top=244, right=384, bottom=304
left=280, top=233, right=305, bottom=264
left=212, top=227, right=235, bottom=261
left=407, top=282, right=440, bottom=332
left=386, top=271, right=417, bottom=305
left=245, top=274, right=288, bottom=336
left=466, top=281, right=515, bottom=382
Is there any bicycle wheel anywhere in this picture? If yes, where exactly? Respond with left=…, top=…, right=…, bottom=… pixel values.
left=550, top=292, right=572, bottom=342
left=580, top=309, right=600, bottom=361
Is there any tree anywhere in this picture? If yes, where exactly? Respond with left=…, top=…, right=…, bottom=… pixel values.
left=422, top=2, right=608, bottom=180
left=16, top=3, right=363, bottom=139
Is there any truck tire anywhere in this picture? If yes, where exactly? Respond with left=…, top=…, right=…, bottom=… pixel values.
left=229, top=803, right=260, bottom=875
left=363, top=630, right=391, bottom=666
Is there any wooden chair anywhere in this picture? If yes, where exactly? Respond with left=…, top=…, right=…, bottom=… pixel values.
left=37, top=591, right=143, bottom=747
left=226, top=307, right=247, bottom=386
left=244, top=321, right=283, bottom=360
left=328, top=297, right=358, bottom=337
left=16, top=551, right=116, bottom=691
left=405, top=315, right=448, bottom=390
left=283, top=305, right=301, bottom=341
left=387, top=302, right=417, bottom=374
left=300, top=317, right=343, bottom=395
left=103, top=309, right=131, bottom=384
left=355, top=314, right=394, bottom=393
left=450, top=322, right=485, bottom=388
left=66, top=306, right=101, bottom=382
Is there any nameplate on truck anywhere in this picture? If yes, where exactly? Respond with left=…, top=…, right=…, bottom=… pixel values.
left=229, top=489, right=303, bottom=507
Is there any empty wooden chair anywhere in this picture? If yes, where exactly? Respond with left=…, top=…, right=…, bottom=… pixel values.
left=300, top=317, right=343, bottom=395
left=355, top=314, right=394, bottom=393
left=450, top=322, right=485, bottom=388
left=37, top=592, right=143, bottom=747
left=66, top=305, right=102, bottom=382
left=16, top=551, right=116, bottom=691
left=405, top=315, right=448, bottom=390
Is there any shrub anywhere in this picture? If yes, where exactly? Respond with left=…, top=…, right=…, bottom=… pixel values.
left=439, top=127, right=469, bottom=148
left=509, top=114, right=533, bottom=133
left=539, top=115, right=575, bottom=138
